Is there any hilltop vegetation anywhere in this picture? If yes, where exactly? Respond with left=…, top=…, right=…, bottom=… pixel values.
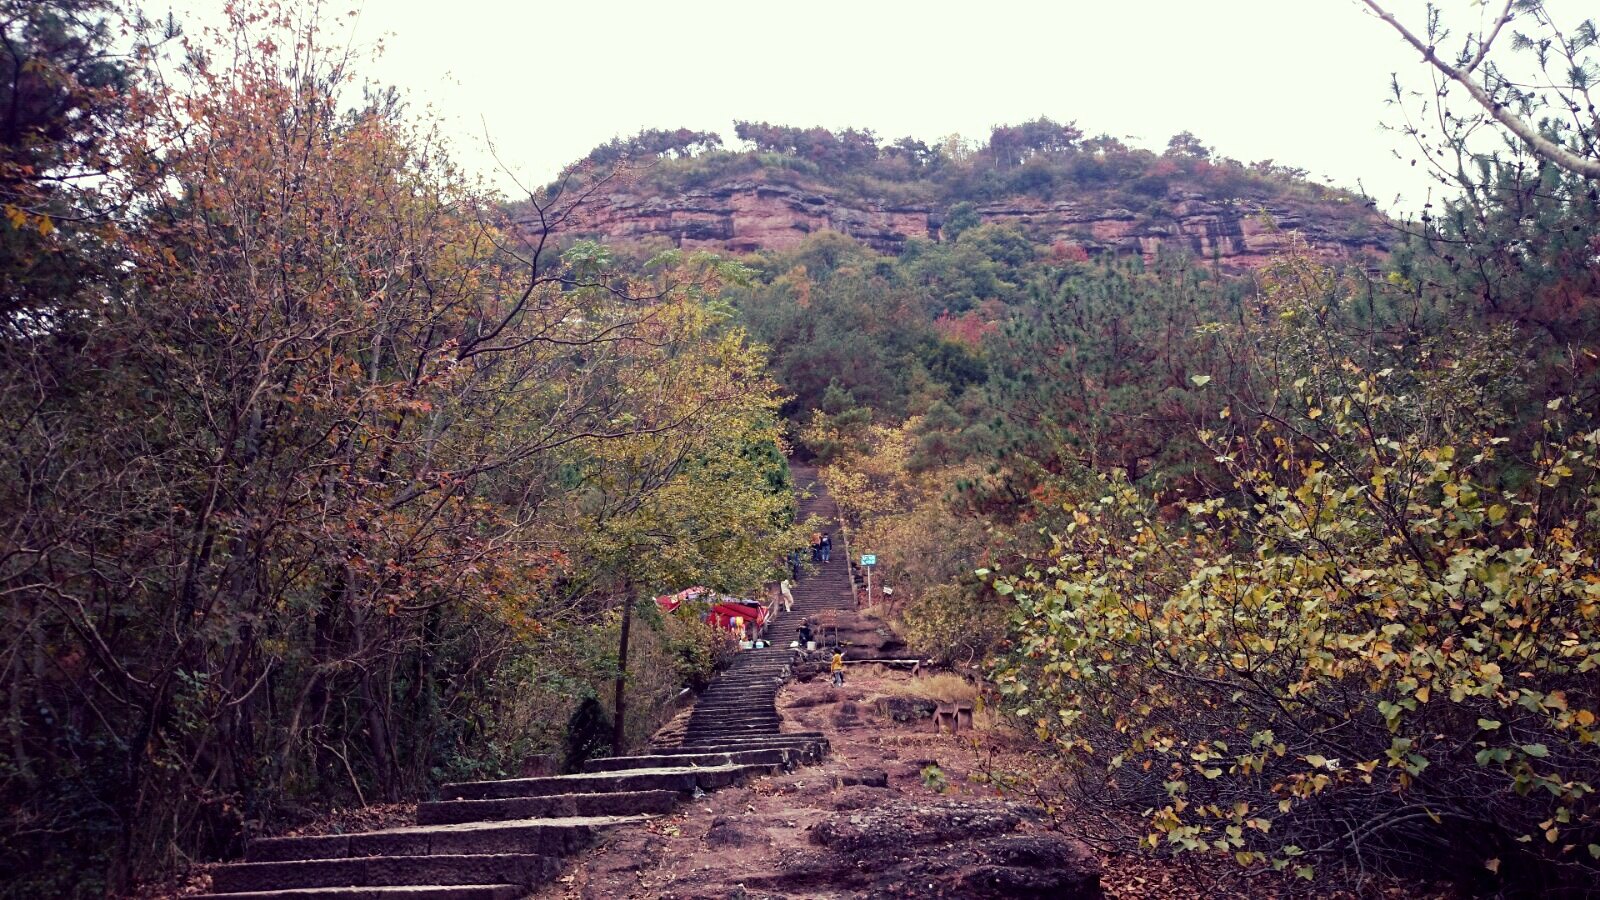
left=597, top=118, right=1368, bottom=215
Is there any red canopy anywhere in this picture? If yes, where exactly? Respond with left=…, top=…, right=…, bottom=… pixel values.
left=654, top=587, right=771, bottom=633
left=707, top=600, right=766, bottom=630
left=653, top=586, right=708, bottom=614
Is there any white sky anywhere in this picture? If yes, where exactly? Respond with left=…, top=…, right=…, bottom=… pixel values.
left=165, top=1, right=1516, bottom=215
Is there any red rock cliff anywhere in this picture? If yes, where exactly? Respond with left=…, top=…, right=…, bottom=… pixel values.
left=555, top=171, right=1389, bottom=267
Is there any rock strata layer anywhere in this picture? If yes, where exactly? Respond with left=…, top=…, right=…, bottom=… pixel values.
left=555, top=174, right=1388, bottom=267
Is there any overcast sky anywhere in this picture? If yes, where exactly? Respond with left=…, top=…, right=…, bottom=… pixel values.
left=170, top=1, right=1507, bottom=214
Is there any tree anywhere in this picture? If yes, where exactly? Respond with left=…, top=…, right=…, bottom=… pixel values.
left=0, top=0, right=137, bottom=329
left=1164, top=130, right=1211, bottom=160
left=1361, top=0, right=1600, bottom=179
left=990, top=254, right=1597, bottom=894
left=586, top=127, right=723, bottom=165
left=0, top=5, right=797, bottom=892
left=987, top=116, right=1083, bottom=166
left=732, top=120, right=880, bottom=170
left=983, top=255, right=1233, bottom=487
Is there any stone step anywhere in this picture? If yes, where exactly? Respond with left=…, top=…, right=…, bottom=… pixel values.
left=581, top=748, right=798, bottom=773
left=416, top=790, right=679, bottom=826
left=441, top=764, right=770, bottom=801
left=245, top=816, right=646, bottom=863
left=675, top=730, right=825, bottom=743
left=683, top=722, right=784, bottom=732
left=647, top=734, right=825, bottom=749
left=645, top=741, right=826, bottom=762
left=678, top=734, right=825, bottom=749
left=211, top=853, right=559, bottom=894
left=195, top=886, right=525, bottom=900
left=684, top=720, right=787, bottom=731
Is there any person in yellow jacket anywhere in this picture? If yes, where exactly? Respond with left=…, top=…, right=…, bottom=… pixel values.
left=830, top=649, right=845, bottom=687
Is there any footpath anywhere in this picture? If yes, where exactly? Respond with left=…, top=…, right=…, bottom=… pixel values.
left=530, top=468, right=1105, bottom=900
left=187, top=467, right=1106, bottom=900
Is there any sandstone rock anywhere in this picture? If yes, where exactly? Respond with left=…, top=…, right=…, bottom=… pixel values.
left=875, top=695, right=938, bottom=722
left=773, top=800, right=1103, bottom=898
left=809, top=799, right=1023, bottom=851
left=705, top=815, right=770, bottom=849
left=833, top=769, right=889, bottom=789
left=830, top=785, right=892, bottom=811
left=553, top=170, right=1388, bottom=270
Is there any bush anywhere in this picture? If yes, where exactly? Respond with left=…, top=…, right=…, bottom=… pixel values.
left=902, top=582, right=1007, bottom=667
left=988, top=259, right=1600, bottom=893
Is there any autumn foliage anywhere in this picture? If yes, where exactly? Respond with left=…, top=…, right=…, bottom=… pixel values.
left=0, top=5, right=795, bottom=894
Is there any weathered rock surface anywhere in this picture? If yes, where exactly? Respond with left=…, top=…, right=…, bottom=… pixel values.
left=768, top=800, right=1102, bottom=899
left=875, top=695, right=938, bottom=722
left=554, top=173, right=1388, bottom=268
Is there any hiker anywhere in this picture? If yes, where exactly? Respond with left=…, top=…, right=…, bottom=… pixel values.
left=797, top=621, right=814, bottom=649
left=820, top=532, right=832, bottom=563
left=830, top=649, right=846, bottom=687
left=810, top=531, right=822, bottom=562
left=788, top=549, right=802, bottom=581
left=780, top=579, right=794, bottom=613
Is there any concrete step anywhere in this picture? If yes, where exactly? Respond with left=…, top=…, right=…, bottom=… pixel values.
left=245, top=816, right=647, bottom=863
left=195, top=887, right=525, bottom=900
left=441, top=764, right=770, bottom=801
left=212, top=853, right=559, bottom=894
left=416, top=790, right=678, bottom=826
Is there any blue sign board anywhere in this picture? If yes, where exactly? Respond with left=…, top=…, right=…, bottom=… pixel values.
left=860, top=554, right=877, bottom=566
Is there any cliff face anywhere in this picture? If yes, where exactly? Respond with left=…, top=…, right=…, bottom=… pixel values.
left=559, top=173, right=1390, bottom=267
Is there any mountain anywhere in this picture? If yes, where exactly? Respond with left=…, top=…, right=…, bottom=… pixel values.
left=548, top=121, right=1393, bottom=267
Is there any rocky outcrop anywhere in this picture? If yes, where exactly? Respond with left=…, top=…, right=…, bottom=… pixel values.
left=557, top=173, right=1390, bottom=268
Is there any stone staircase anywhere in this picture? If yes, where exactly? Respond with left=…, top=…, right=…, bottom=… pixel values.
left=195, top=465, right=853, bottom=900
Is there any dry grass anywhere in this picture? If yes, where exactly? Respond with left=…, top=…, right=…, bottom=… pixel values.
left=900, top=671, right=979, bottom=703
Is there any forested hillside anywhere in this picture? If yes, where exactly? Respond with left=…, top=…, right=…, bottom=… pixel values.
left=4, top=1, right=1599, bottom=898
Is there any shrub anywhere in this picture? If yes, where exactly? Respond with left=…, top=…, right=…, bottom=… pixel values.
left=903, top=582, right=1007, bottom=667
left=989, top=258, right=1600, bottom=893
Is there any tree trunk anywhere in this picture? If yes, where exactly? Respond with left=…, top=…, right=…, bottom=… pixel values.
left=611, top=590, right=633, bottom=756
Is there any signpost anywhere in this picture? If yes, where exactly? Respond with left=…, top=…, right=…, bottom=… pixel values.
left=860, top=554, right=876, bottom=605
